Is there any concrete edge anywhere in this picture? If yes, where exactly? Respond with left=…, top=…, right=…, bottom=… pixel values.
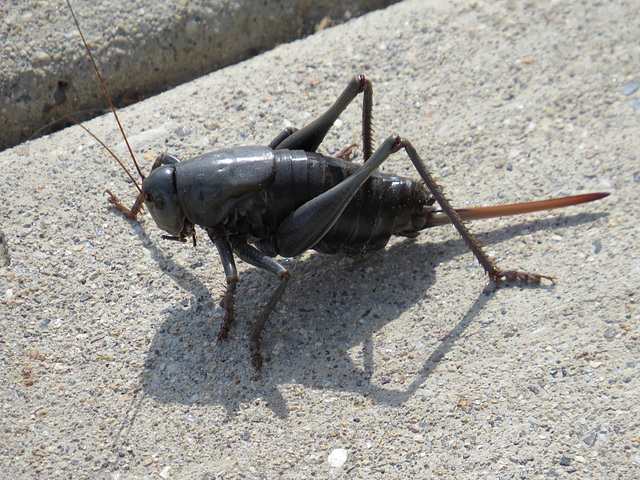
left=0, top=0, right=399, bottom=151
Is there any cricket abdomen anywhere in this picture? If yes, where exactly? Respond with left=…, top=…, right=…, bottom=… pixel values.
left=225, top=150, right=434, bottom=256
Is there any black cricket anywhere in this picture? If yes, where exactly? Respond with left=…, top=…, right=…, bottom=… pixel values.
left=64, top=1, right=608, bottom=370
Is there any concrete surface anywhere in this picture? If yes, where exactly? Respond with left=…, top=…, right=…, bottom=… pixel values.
left=0, top=0, right=398, bottom=151
left=1, top=0, right=639, bottom=478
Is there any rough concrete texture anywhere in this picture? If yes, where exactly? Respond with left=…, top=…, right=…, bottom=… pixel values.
left=0, top=0, right=398, bottom=150
left=1, top=0, right=639, bottom=478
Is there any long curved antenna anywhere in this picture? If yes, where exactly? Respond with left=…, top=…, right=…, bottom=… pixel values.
left=66, top=0, right=145, bottom=182
left=27, top=85, right=144, bottom=196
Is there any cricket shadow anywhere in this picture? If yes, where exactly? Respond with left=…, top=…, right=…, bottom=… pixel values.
left=137, top=211, right=606, bottom=417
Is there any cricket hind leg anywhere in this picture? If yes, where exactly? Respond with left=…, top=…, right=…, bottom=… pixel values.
left=397, top=137, right=554, bottom=284
left=271, top=75, right=374, bottom=160
left=276, top=133, right=549, bottom=304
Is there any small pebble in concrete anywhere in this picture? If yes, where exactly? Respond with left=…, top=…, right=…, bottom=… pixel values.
left=328, top=448, right=348, bottom=468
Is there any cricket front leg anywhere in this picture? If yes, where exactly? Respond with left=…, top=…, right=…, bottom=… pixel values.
left=105, top=190, right=145, bottom=219
left=207, top=228, right=239, bottom=341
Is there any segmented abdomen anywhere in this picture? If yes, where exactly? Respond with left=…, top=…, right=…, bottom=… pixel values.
left=226, top=150, right=433, bottom=256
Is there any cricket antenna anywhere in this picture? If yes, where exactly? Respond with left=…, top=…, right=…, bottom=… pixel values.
left=65, top=0, right=145, bottom=184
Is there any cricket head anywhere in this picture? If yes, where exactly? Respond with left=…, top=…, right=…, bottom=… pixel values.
left=142, top=153, right=191, bottom=239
